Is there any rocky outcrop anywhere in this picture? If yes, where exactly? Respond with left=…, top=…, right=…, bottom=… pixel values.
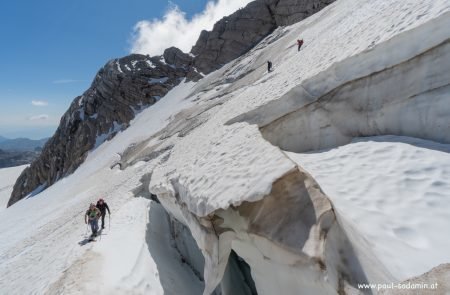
left=163, top=47, right=203, bottom=81
left=191, top=1, right=276, bottom=74
left=163, top=47, right=191, bottom=69
left=8, top=54, right=192, bottom=206
left=191, top=0, right=335, bottom=74
left=268, top=0, right=335, bottom=26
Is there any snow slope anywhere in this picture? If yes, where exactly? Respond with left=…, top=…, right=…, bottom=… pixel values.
left=151, top=0, right=450, bottom=217
left=0, top=0, right=449, bottom=294
left=0, top=165, right=27, bottom=210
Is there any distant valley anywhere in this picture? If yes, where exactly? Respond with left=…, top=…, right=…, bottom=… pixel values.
left=0, top=136, right=48, bottom=168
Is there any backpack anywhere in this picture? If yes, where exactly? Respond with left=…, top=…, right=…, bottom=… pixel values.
left=86, top=208, right=98, bottom=219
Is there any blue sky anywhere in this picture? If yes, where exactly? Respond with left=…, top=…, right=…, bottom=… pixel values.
left=0, top=0, right=214, bottom=139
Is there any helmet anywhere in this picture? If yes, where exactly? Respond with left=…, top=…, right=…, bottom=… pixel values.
left=99, top=198, right=104, bottom=202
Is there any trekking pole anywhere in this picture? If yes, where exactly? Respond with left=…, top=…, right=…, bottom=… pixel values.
left=99, top=222, right=103, bottom=241
left=109, top=214, right=111, bottom=232
left=85, top=223, right=89, bottom=237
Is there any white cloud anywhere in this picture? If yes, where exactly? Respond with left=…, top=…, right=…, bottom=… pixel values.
left=29, top=114, right=49, bottom=121
left=130, top=0, right=253, bottom=56
left=52, top=79, right=84, bottom=84
left=31, top=100, right=48, bottom=106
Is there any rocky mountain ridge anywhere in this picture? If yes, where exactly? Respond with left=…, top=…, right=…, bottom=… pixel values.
left=9, top=0, right=334, bottom=206
left=9, top=50, right=197, bottom=205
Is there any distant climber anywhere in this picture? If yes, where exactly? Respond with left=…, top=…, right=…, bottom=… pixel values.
left=96, top=198, right=111, bottom=229
left=297, top=39, right=304, bottom=51
left=267, top=61, right=273, bottom=73
left=85, top=203, right=101, bottom=238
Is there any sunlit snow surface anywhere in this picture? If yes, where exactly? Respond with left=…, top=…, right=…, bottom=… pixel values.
left=287, top=136, right=450, bottom=280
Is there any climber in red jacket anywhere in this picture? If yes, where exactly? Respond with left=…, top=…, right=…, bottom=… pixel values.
left=297, top=39, right=304, bottom=51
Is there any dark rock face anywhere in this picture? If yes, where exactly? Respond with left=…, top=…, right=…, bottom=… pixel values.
left=191, top=0, right=334, bottom=74
left=267, top=0, right=335, bottom=26
left=163, top=47, right=202, bottom=81
left=8, top=0, right=334, bottom=206
left=191, top=1, right=276, bottom=74
left=163, top=47, right=192, bottom=68
left=8, top=54, right=191, bottom=206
